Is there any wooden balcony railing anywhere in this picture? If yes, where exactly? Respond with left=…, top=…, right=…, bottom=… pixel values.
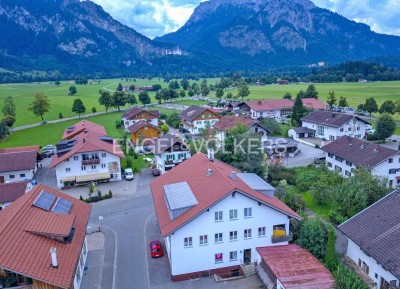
left=82, top=159, right=100, bottom=165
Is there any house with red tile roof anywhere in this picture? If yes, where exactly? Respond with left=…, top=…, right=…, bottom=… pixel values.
left=0, top=181, right=30, bottom=210
left=179, top=105, right=221, bottom=135
left=256, top=244, right=335, bottom=289
left=50, top=120, right=125, bottom=188
left=0, top=183, right=91, bottom=289
left=0, top=146, right=40, bottom=184
left=122, top=107, right=160, bottom=129
left=150, top=152, right=301, bottom=281
left=322, top=136, right=400, bottom=187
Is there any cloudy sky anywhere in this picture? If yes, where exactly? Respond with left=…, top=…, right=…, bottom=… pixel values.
left=92, top=0, right=400, bottom=39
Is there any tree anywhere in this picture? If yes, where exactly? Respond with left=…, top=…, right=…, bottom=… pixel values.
left=375, top=113, right=396, bottom=141
left=28, top=93, right=50, bottom=122
left=215, top=87, right=224, bottom=100
left=324, top=229, right=338, bottom=271
left=59, top=112, right=63, bottom=119
left=54, top=80, right=61, bottom=86
left=2, top=96, right=16, bottom=117
left=179, top=90, right=186, bottom=98
left=129, top=84, right=136, bottom=91
left=297, top=218, right=328, bottom=259
left=180, top=79, right=190, bottom=90
left=188, top=90, right=194, bottom=97
left=2, top=115, right=16, bottom=128
left=304, top=84, right=319, bottom=99
left=260, top=118, right=280, bottom=134
left=0, top=120, right=9, bottom=140
left=334, top=264, right=369, bottom=289
left=166, top=112, right=180, bottom=128
left=291, top=91, right=305, bottom=126
left=69, top=85, right=77, bottom=96
left=226, top=92, right=233, bottom=99
left=98, top=90, right=112, bottom=113
left=91, top=107, right=96, bottom=113
left=192, top=83, right=200, bottom=95
left=237, top=81, right=250, bottom=100
left=338, top=96, right=348, bottom=107
left=364, top=97, right=378, bottom=115
left=116, top=83, right=123, bottom=91
left=138, top=91, right=151, bottom=107
left=200, top=79, right=210, bottom=96
left=127, top=94, right=137, bottom=107
left=160, top=124, right=169, bottom=134
left=72, top=99, right=86, bottom=118
left=159, top=88, right=171, bottom=102
left=111, top=91, right=127, bottom=111
left=378, top=100, right=395, bottom=114
left=152, top=84, right=162, bottom=91
left=283, top=92, right=292, bottom=99
left=326, top=91, right=337, bottom=110
left=155, top=90, right=162, bottom=104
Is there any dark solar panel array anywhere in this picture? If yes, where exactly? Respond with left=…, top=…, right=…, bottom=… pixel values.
left=33, top=191, right=57, bottom=211
left=52, top=197, right=73, bottom=214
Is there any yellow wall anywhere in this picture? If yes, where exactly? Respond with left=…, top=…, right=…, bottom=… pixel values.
left=131, top=126, right=160, bottom=141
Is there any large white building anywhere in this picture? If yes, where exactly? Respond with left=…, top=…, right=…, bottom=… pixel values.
left=153, top=134, right=191, bottom=174
left=151, top=152, right=300, bottom=281
left=122, top=107, right=159, bottom=129
left=322, top=136, right=400, bottom=187
left=50, top=120, right=125, bottom=188
left=338, top=191, right=400, bottom=289
left=301, top=110, right=369, bottom=140
left=0, top=146, right=39, bottom=183
left=179, top=105, right=221, bottom=135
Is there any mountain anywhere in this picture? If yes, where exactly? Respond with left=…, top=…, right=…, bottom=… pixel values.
left=156, top=0, right=400, bottom=69
left=0, top=0, right=172, bottom=75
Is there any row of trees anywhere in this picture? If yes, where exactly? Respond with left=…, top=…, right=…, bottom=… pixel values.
left=98, top=90, right=151, bottom=112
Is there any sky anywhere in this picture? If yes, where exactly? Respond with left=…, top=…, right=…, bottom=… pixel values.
left=91, top=0, right=400, bottom=39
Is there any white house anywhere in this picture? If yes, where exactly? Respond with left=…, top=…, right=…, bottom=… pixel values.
left=0, top=183, right=91, bottom=289
left=338, top=191, right=400, bottom=289
left=122, top=107, right=159, bottom=129
left=179, top=105, right=221, bottom=134
left=301, top=110, right=370, bottom=140
left=153, top=134, right=191, bottom=174
left=50, top=120, right=125, bottom=188
left=0, top=146, right=40, bottom=183
left=0, top=181, right=31, bottom=210
left=322, top=136, right=400, bottom=187
left=213, top=115, right=270, bottom=144
left=150, top=152, right=301, bottom=281
left=240, top=98, right=326, bottom=121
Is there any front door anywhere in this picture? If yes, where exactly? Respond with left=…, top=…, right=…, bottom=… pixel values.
left=0, top=176, right=4, bottom=183
left=243, top=249, right=251, bottom=264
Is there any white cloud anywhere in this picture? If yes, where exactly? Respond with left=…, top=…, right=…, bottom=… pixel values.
left=92, top=0, right=400, bottom=38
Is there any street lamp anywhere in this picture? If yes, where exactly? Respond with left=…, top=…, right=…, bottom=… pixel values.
left=99, top=215, right=103, bottom=232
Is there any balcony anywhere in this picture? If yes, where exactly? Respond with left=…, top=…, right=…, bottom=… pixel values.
left=82, top=159, right=100, bottom=165
left=271, top=231, right=293, bottom=244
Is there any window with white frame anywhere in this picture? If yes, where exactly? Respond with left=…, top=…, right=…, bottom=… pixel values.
left=184, top=237, right=192, bottom=247
left=389, top=168, right=396, bottom=174
left=229, top=231, right=238, bottom=241
left=101, top=153, right=106, bottom=157
left=317, top=125, right=324, bottom=136
left=229, top=209, right=238, bottom=220
left=91, top=165, right=97, bottom=169
left=214, top=233, right=223, bottom=243
left=244, top=229, right=252, bottom=239
left=199, top=235, right=208, bottom=245
left=258, top=227, right=266, bottom=237
left=66, top=168, right=71, bottom=172
left=9, top=174, right=15, bottom=179
left=244, top=207, right=252, bottom=218
left=73, top=156, right=79, bottom=161
left=215, top=253, right=223, bottom=263
left=229, top=251, right=237, bottom=261
left=215, top=211, right=223, bottom=221
left=101, top=164, right=106, bottom=168
left=20, top=173, right=25, bottom=178
left=81, top=166, right=86, bottom=171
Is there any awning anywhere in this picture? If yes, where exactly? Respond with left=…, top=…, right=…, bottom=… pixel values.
left=61, top=176, right=76, bottom=183
left=76, top=172, right=111, bottom=183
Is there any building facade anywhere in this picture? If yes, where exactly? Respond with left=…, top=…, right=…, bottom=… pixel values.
left=0, top=146, right=39, bottom=183
left=179, top=105, right=221, bottom=134
left=122, top=107, right=159, bottom=129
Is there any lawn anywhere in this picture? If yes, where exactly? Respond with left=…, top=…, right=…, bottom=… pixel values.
left=120, top=154, right=154, bottom=173
left=301, top=191, right=336, bottom=221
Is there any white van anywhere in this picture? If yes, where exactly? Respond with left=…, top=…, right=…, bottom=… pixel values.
left=124, top=168, right=134, bottom=181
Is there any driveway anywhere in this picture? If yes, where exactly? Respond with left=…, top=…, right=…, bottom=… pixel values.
left=285, top=142, right=325, bottom=168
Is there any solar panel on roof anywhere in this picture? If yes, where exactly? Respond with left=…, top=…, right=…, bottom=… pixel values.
left=33, top=191, right=57, bottom=211
left=52, top=197, right=73, bottom=214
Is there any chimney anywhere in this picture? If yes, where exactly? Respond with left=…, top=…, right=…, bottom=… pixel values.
left=230, top=171, right=237, bottom=180
left=50, top=247, right=58, bottom=268
left=207, top=168, right=212, bottom=176
left=207, top=148, right=214, bottom=161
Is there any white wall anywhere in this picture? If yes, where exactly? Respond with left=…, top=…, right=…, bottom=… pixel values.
left=347, top=239, right=399, bottom=288
left=155, top=151, right=191, bottom=174
left=166, top=192, right=290, bottom=276
left=73, top=237, right=89, bottom=289
left=0, top=169, right=35, bottom=183
left=55, top=151, right=122, bottom=188
left=250, top=109, right=285, bottom=121
left=302, top=118, right=366, bottom=140
left=123, top=117, right=158, bottom=129
left=187, top=118, right=219, bottom=134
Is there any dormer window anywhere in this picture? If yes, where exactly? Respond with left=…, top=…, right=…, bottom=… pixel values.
left=173, top=145, right=180, bottom=150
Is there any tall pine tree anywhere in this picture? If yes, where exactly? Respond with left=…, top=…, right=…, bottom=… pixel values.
left=291, top=90, right=305, bottom=126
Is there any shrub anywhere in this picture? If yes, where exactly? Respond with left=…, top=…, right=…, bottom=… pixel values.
left=324, top=229, right=338, bottom=271
left=126, top=158, right=133, bottom=168
left=328, top=210, right=348, bottom=226
left=79, top=195, right=84, bottom=201
left=283, top=190, right=305, bottom=213
left=59, top=112, right=63, bottom=119
left=297, top=218, right=328, bottom=259
left=92, top=107, right=97, bottom=113
left=333, top=264, right=369, bottom=289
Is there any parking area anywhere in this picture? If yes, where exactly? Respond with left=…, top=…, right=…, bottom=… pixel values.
left=285, top=142, right=325, bottom=168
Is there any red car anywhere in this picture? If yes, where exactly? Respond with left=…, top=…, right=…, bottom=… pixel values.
left=149, top=240, right=163, bottom=258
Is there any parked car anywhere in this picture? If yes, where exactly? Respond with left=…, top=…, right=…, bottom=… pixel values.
left=41, top=150, right=54, bottom=158
left=151, top=168, right=161, bottom=176
left=43, top=144, right=54, bottom=151
left=149, top=240, right=163, bottom=258
left=124, top=168, right=134, bottom=181
left=179, top=127, right=189, bottom=133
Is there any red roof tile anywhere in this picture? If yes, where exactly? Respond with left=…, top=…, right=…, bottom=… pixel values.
left=214, top=115, right=255, bottom=131
left=257, top=244, right=335, bottom=289
left=62, top=120, right=106, bottom=140
left=126, top=121, right=160, bottom=134
left=0, top=184, right=91, bottom=289
left=151, top=153, right=300, bottom=237
left=0, top=146, right=39, bottom=173
left=245, top=99, right=294, bottom=111
left=0, top=181, right=29, bottom=203
left=122, top=107, right=160, bottom=120
left=302, top=98, right=327, bottom=110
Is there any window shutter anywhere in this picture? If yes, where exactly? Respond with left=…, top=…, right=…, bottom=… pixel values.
left=358, top=259, right=361, bottom=267
left=366, top=266, right=369, bottom=275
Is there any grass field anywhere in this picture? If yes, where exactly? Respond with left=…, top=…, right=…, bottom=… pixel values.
left=2, top=78, right=400, bottom=127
